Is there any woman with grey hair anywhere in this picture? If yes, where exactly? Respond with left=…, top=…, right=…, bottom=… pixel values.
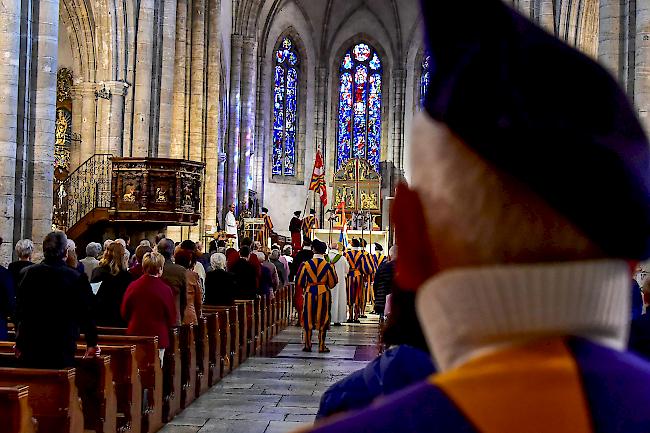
left=269, top=249, right=287, bottom=287
left=9, top=239, right=34, bottom=283
left=80, top=242, right=102, bottom=280
left=65, top=239, right=85, bottom=274
left=280, top=245, right=292, bottom=281
left=204, top=253, right=237, bottom=306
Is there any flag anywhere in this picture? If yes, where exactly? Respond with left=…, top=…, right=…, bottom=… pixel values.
left=309, top=150, right=328, bottom=206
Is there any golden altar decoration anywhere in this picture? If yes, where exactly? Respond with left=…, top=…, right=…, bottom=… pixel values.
left=332, top=158, right=381, bottom=228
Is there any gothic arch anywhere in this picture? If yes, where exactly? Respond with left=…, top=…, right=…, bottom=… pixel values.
left=59, top=0, right=96, bottom=82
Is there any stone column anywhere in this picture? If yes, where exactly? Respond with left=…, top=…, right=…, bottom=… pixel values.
left=539, top=0, right=555, bottom=34
left=226, top=34, right=242, bottom=209
left=217, top=152, right=226, bottom=225
left=28, top=0, right=60, bottom=258
left=131, top=0, right=155, bottom=157
left=0, top=0, right=21, bottom=264
left=599, top=0, right=625, bottom=80
left=314, top=66, right=327, bottom=175
left=77, top=82, right=97, bottom=162
left=157, top=0, right=178, bottom=158
left=188, top=0, right=205, bottom=163
left=238, top=37, right=257, bottom=207
left=391, top=68, right=405, bottom=188
left=170, top=0, right=189, bottom=159
left=203, top=0, right=221, bottom=232
left=102, top=81, right=129, bottom=155
left=637, top=0, right=650, bottom=134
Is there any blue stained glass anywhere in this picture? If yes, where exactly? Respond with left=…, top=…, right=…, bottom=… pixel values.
left=353, top=65, right=368, bottom=159
left=367, top=74, right=382, bottom=171
left=337, top=72, right=353, bottom=170
left=420, top=53, right=431, bottom=108
left=369, top=53, right=381, bottom=70
left=272, top=37, right=300, bottom=176
left=288, top=52, right=298, bottom=66
left=342, top=52, right=353, bottom=69
left=353, top=43, right=371, bottom=62
left=337, top=43, right=382, bottom=170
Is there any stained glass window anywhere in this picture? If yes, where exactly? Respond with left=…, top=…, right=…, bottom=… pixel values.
left=337, top=43, right=382, bottom=171
left=272, top=37, right=299, bottom=176
left=420, top=51, right=432, bottom=108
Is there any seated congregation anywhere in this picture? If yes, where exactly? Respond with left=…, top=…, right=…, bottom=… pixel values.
left=0, top=231, right=295, bottom=433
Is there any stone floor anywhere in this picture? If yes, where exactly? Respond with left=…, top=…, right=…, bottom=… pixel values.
left=160, top=315, right=381, bottom=433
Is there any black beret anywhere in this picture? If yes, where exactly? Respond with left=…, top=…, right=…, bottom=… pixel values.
left=420, top=0, right=650, bottom=259
left=312, top=239, right=327, bottom=254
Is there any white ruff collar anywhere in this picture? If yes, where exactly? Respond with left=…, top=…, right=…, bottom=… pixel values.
left=416, top=260, right=630, bottom=371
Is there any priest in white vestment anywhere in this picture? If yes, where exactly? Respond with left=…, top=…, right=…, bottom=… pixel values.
left=225, top=203, right=239, bottom=249
left=328, top=243, right=349, bottom=325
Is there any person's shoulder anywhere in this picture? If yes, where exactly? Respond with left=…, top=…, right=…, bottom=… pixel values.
left=310, top=380, right=476, bottom=433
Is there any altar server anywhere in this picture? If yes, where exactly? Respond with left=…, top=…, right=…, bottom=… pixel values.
left=327, top=242, right=349, bottom=325
left=224, top=203, right=239, bottom=249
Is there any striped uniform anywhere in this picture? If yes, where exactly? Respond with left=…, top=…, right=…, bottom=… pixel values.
left=360, top=250, right=375, bottom=311
left=305, top=337, right=650, bottom=433
left=259, top=214, right=273, bottom=246
left=297, top=257, right=338, bottom=333
left=367, top=253, right=387, bottom=304
left=302, top=215, right=318, bottom=239
left=344, top=249, right=369, bottom=307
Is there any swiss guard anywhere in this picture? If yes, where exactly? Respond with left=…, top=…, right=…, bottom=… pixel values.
left=296, top=239, right=338, bottom=353
left=307, top=0, right=650, bottom=432
left=302, top=209, right=318, bottom=240
left=344, top=239, right=370, bottom=323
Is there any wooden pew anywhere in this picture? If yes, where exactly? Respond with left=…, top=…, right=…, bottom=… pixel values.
left=163, top=328, right=181, bottom=421
left=72, top=354, right=117, bottom=433
left=0, top=347, right=116, bottom=433
left=202, top=312, right=222, bottom=386
left=281, top=285, right=289, bottom=328
left=213, top=308, right=232, bottom=376
left=178, top=324, right=196, bottom=408
left=95, top=327, right=180, bottom=425
left=259, top=295, right=269, bottom=349
left=235, top=300, right=254, bottom=359
left=252, top=296, right=262, bottom=352
left=195, top=317, right=210, bottom=396
left=233, top=302, right=248, bottom=364
left=0, top=385, right=37, bottom=433
left=77, top=344, right=142, bottom=433
left=204, top=305, right=239, bottom=371
left=269, top=292, right=278, bottom=338
left=92, top=334, right=164, bottom=433
left=0, top=367, right=84, bottom=433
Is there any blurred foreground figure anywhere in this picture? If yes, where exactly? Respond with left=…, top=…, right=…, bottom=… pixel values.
left=306, top=0, right=650, bottom=432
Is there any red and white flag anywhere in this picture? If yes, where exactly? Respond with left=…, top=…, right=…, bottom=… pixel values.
left=309, top=150, right=328, bottom=206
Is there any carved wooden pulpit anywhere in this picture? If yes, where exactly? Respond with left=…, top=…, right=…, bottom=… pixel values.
left=110, top=158, right=205, bottom=225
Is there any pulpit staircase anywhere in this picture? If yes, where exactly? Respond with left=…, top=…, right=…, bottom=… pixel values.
left=54, top=154, right=113, bottom=240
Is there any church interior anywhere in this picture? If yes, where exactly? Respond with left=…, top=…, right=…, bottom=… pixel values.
left=0, top=0, right=649, bottom=432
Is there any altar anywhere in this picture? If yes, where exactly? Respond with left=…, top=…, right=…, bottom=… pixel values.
left=312, top=229, right=389, bottom=253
